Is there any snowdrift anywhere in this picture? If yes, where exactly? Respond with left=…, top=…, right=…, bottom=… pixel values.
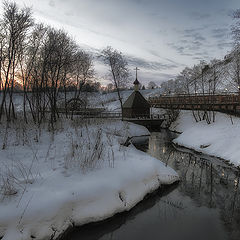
left=0, top=121, right=178, bottom=240
left=171, top=110, right=240, bottom=166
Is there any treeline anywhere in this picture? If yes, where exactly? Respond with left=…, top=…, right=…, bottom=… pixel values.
left=159, top=10, right=240, bottom=123
left=160, top=53, right=240, bottom=123
left=1, top=82, right=102, bottom=93
left=0, top=1, right=100, bottom=125
left=161, top=9, right=240, bottom=96
left=161, top=59, right=227, bottom=95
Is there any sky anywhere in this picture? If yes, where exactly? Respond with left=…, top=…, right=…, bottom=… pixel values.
left=2, top=0, right=240, bottom=86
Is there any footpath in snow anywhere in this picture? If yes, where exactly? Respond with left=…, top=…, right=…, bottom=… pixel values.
left=170, top=110, right=240, bottom=166
left=0, top=120, right=179, bottom=240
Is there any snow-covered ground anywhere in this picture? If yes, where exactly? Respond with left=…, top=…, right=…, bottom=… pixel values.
left=0, top=118, right=179, bottom=240
left=3, top=88, right=162, bottom=113
left=170, top=110, right=240, bottom=166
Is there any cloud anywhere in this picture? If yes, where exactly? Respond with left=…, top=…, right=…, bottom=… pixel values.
left=188, top=11, right=211, bottom=20
left=86, top=45, right=180, bottom=73
left=11, top=0, right=235, bottom=85
left=49, top=0, right=55, bottom=7
left=126, top=55, right=179, bottom=71
left=211, top=28, right=230, bottom=39
left=183, top=27, right=206, bottom=34
left=136, top=71, right=177, bottom=85
left=167, top=40, right=202, bottom=56
left=169, top=44, right=185, bottom=55
left=166, top=28, right=209, bottom=57
left=193, top=56, right=205, bottom=61
left=183, top=31, right=206, bottom=42
left=217, top=42, right=232, bottom=50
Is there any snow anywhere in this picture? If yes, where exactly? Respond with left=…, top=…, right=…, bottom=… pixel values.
left=3, top=88, right=163, bottom=114
left=0, top=119, right=178, bottom=240
left=170, top=110, right=240, bottom=166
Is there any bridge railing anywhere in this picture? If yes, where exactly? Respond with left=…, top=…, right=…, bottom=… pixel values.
left=73, top=111, right=122, bottom=118
left=123, top=113, right=165, bottom=120
left=149, top=93, right=240, bottom=105
left=67, top=111, right=165, bottom=120
left=156, top=92, right=239, bottom=97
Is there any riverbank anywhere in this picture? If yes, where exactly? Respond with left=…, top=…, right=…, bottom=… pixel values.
left=0, top=119, right=179, bottom=240
left=170, top=110, right=240, bottom=167
left=62, top=129, right=236, bottom=240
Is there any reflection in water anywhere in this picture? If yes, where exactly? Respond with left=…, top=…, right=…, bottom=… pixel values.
left=62, top=130, right=240, bottom=240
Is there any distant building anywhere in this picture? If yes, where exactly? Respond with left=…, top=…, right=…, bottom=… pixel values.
left=122, top=77, right=150, bottom=118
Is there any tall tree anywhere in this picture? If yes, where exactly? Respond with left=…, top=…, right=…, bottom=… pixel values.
left=73, top=50, right=94, bottom=99
left=228, top=46, right=240, bottom=92
left=39, top=28, right=76, bottom=125
left=232, top=9, right=240, bottom=44
left=18, top=24, right=47, bottom=123
left=101, top=46, right=129, bottom=112
left=0, top=1, right=33, bottom=121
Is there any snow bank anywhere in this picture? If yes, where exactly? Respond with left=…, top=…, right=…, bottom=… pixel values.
left=171, top=110, right=240, bottom=166
left=0, top=120, right=178, bottom=240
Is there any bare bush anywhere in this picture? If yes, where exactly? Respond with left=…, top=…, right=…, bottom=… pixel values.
left=64, top=126, right=106, bottom=172
left=63, top=120, right=118, bottom=172
left=164, top=109, right=180, bottom=128
left=0, top=158, right=36, bottom=198
left=0, top=174, right=18, bottom=196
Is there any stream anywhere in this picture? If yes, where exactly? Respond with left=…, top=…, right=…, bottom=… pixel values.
left=62, top=130, right=240, bottom=240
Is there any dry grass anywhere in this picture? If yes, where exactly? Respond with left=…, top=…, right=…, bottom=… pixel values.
left=0, top=116, right=118, bottom=198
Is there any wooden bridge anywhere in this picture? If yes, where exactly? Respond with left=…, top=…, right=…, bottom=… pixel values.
left=148, top=93, right=240, bottom=115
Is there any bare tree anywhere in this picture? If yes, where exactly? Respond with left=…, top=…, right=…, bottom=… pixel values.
left=148, top=81, right=157, bottom=89
left=73, top=50, right=94, bottom=100
left=199, top=61, right=209, bottom=95
left=0, top=1, right=33, bottom=122
left=230, top=10, right=240, bottom=92
left=0, top=1, right=97, bottom=127
left=228, top=46, right=240, bottom=92
left=232, top=9, right=240, bottom=44
left=0, top=30, right=5, bottom=94
left=107, top=83, right=114, bottom=92
left=18, top=24, right=48, bottom=124
left=205, top=59, right=225, bottom=122
left=36, top=28, right=76, bottom=126
left=101, top=46, right=129, bottom=112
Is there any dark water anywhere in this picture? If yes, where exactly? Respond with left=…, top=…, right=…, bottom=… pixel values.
left=62, top=130, right=240, bottom=240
